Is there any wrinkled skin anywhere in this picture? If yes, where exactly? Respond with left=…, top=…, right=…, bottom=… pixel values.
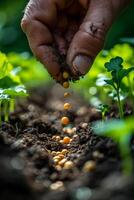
left=21, top=0, right=130, bottom=82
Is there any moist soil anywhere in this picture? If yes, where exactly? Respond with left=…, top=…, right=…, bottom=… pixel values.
left=0, top=85, right=134, bottom=200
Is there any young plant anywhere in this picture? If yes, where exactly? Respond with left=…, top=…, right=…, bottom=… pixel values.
left=92, top=117, right=134, bottom=175
left=104, top=56, right=134, bottom=118
left=0, top=52, right=28, bottom=124
left=98, top=104, right=109, bottom=121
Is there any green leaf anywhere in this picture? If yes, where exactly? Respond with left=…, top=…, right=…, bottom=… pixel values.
left=4, top=86, right=28, bottom=97
left=119, top=67, right=134, bottom=81
left=105, top=79, right=115, bottom=88
left=105, top=56, right=123, bottom=72
left=0, top=52, right=12, bottom=79
left=0, top=76, right=19, bottom=89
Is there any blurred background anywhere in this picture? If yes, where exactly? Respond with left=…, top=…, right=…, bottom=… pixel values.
left=0, top=0, right=134, bottom=53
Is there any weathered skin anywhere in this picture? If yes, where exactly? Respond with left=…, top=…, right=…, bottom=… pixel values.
left=21, top=0, right=131, bottom=81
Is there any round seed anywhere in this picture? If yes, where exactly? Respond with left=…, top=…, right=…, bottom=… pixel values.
left=63, top=71, right=69, bottom=79
left=63, top=136, right=71, bottom=144
left=61, top=149, right=68, bottom=155
left=63, top=82, right=69, bottom=89
left=61, top=117, right=70, bottom=125
left=82, top=161, right=96, bottom=172
left=64, top=103, right=72, bottom=110
left=64, top=92, right=70, bottom=98
left=64, top=161, right=74, bottom=169
left=59, top=158, right=67, bottom=166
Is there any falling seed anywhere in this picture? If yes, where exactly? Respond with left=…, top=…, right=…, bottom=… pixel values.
left=82, top=161, right=96, bottom=173
left=64, top=161, right=74, bottom=169
left=63, top=136, right=71, bottom=144
left=61, top=117, right=70, bottom=125
left=64, top=103, right=72, bottom=110
left=64, top=92, right=70, bottom=98
left=63, top=82, right=69, bottom=89
left=63, top=71, right=69, bottom=79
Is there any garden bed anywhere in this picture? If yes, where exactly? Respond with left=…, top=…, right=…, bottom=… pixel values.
left=0, top=85, right=134, bottom=200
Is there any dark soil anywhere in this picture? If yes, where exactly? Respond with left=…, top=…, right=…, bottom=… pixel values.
left=0, top=85, right=134, bottom=200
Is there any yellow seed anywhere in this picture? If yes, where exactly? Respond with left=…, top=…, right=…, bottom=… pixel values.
left=58, top=154, right=65, bottom=159
left=51, top=151, right=57, bottom=156
left=64, top=161, right=74, bottom=169
left=59, top=158, right=67, bottom=166
left=63, top=82, right=69, bottom=89
left=55, top=136, right=61, bottom=141
left=92, top=151, right=104, bottom=159
left=63, top=136, right=71, bottom=144
left=56, top=151, right=61, bottom=155
left=53, top=156, right=62, bottom=162
left=59, top=140, right=64, bottom=144
left=63, top=71, right=69, bottom=79
left=53, top=159, right=59, bottom=165
left=64, top=103, right=72, bottom=110
left=64, top=92, right=70, bottom=98
left=52, top=136, right=57, bottom=140
left=82, top=161, right=96, bottom=173
left=61, top=117, right=70, bottom=125
left=61, top=149, right=68, bottom=155
left=55, top=165, right=62, bottom=171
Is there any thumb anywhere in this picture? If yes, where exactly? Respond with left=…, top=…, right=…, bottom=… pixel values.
left=67, top=0, right=122, bottom=76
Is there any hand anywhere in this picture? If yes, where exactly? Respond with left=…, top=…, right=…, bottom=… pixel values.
left=21, top=0, right=130, bottom=82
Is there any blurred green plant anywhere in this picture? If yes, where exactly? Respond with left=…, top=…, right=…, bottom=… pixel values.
left=0, top=52, right=28, bottom=123
left=92, top=117, right=134, bottom=175
left=72, top=44, right=134, bottom=113
left=104, top=57, right=134, bottom=118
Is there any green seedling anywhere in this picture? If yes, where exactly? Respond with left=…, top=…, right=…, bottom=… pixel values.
left=92, top=117, right=134, bottom=175
left=0, top=52, right=28, bottom=124
left=98, top=104, right=109, bottom=121
left=104, top=56, right=134, bottom=118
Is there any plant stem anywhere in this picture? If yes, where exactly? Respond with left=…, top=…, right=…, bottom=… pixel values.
left=116, top=89, right=124, bottom=119
left=0, top=101, right=1, bottom=126
left=10, top=99, right=15, bottom=113
left=4, top=100, right=9, bottom=122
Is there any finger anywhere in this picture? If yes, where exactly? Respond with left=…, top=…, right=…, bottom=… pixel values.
left=21, top=0, right=70, bottom=81
left=66, top=0, right=119, bottom=76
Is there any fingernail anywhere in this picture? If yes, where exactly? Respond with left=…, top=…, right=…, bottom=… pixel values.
left=73, top=55, right=92, bottom=75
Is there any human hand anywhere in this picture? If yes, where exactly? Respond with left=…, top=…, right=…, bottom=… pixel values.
left=21, top=0, right=130, bottom=82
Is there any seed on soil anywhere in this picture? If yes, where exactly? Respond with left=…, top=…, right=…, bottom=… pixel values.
left=63, top=136, right=71, bottom=144
left=81, top=123, right=88, bottom=129
left=59, top=140, right=64, bottom=144
left=51, top=151, right=57, bottom=156
left=61, top=117, right=70, bottom=125
left=59, top=158, right=67, bottom=166
left=63, top=82, right=69, bottom=89
left=52, top=136, right=57, bottom=140
left=82, top=161, right=96, bottom=173
left=55, top=165, right=62, bottom=171
left=53, top=159, right=59, bottom=165
left=92, top=151, right=104, bottom=159
left=61, top=149, right=68, bottom=155
left=58, top=154, right=65, bottom=159
left=50, top=181, right=64, bottom=190
left=55, top=136, right=61, bottom=141
left=64, top=92, right=70, bottom=98
left=64, top=103, right=72, bottom=110
left=56, top=151, right=61, bottom=155
left=53, top=156, right=62, bottom=161
left=63, top=71, right=69, bottom=79
left=63, top=161, right=74, bottom=169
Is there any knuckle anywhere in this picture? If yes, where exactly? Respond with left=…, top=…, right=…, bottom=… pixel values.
left=21, top=18, right=30, bottom=32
